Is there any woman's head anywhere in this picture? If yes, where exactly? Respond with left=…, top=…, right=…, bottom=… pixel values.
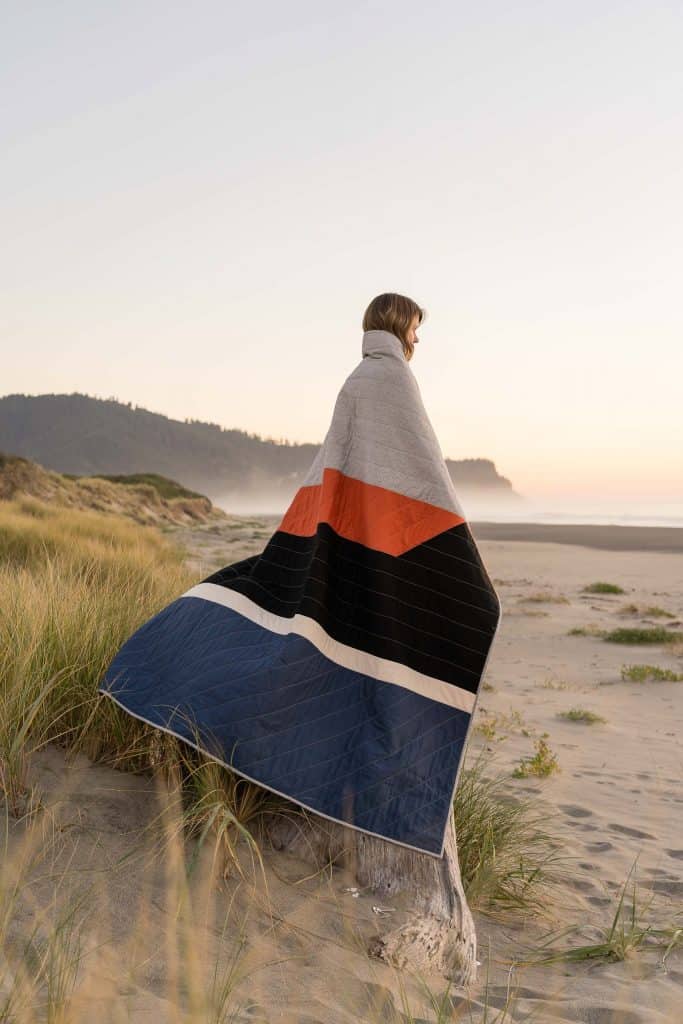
left=362, top=292, right=426, bottom=361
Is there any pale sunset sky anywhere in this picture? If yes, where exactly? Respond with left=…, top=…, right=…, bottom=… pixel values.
left=2, top=2, right=681, bottom=513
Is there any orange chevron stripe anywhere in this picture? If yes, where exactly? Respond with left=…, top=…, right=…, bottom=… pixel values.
left=277, top=467, right=466, bottom=556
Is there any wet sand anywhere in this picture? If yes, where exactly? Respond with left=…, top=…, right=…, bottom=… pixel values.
left=470, top=521, right=683, bottom=554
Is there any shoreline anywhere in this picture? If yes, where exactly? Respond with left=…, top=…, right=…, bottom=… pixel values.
left=469, top=520, right=683, bottom=553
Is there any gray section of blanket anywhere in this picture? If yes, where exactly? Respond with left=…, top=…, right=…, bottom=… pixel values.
left=301, top=330, right=465, bottom=517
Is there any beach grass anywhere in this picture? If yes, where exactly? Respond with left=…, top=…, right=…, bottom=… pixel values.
left=519, top=591, right=570, bottom=604
left=602, top=626, right=681, bottom=645
left=581, top=582, right=625, bottom=594
left=619, top=603, right=676, bottom=618
left=0, top=783, right=533, bottom=1023
left=522, top=860, right=683, bottom=967
left=569, top=624, right=682, bottom=645
left=0, top=498, right=195, bottom=802
left=512, top=737, right=560, bottom=779
left=0, top=495, right=565, bottom=1017
left=620, top=663, right=683, bottom=682
left=454, top=750, right=563, bottom=915
left=557, top=708, right=607, bottom=724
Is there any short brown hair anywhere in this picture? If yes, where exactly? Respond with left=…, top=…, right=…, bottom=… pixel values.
left=362, top=293, right=426, bottom=360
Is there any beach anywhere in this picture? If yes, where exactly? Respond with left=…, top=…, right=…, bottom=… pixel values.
left=6, top=518, right=682, bottom=1021
left=470, top=521, right=683, bottom=555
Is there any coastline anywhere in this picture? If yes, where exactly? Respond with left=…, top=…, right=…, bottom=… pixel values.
left=469, top=520, right=683, bottom=554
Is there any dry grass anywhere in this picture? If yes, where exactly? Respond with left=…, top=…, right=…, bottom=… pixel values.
left=0, top=497, right=560, bottom=1021
left=2, top=496, right=680, bottom=1021
left=518, top=592, right=570, bottom=605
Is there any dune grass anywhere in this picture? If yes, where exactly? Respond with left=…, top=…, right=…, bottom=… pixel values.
left=0, top=497, right=194, bottom=802
left=557, top=708, right=606, bottom=725
left=581, top=582, right=625, bottom=594
left=522, top=860, right=683, bottom=967
left=512, top=737, right=560, bottom=779
left=619, top=603, right=676, bottom=619
left=0, top=497, right=559, bottom=913
left=2, top=496, right=680, bottom=1019
left=569, top=624, right=682, bottom=645
left=0, top=489, right=562, bottom=1015
left=602, top=626, right=681, bottom=645
left=621, top=663, right=683, bottom=682
left=0, top=745, right=528, bottom=1024
left=72, top=471, right=207, bottom=501
left=453, top=750, right=563, bottom=916
left=519, top=591, right=570, bottom=604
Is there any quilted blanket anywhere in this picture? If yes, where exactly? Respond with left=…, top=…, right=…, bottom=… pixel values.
left=99, top=329, right=502, bottom=857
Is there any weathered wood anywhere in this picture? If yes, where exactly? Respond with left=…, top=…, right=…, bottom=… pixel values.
left=259, top=807, right=477, bottom=985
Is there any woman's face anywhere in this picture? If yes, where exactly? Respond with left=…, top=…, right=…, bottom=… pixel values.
left=405, top=313, right=421, bottom=358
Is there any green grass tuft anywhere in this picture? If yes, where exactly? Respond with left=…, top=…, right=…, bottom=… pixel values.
left=512, top=737, right=560, bottom=779
left=620, top=663, right=683, bottom=682
left=581, top=581, right=625, bottom=594
left=602, top=626, right=681, bottom=645
left=522, top=860, right=683, bottom=966
left=557, top=707, right=606, bottom=724
left=453, top=751, right=563, bottom=914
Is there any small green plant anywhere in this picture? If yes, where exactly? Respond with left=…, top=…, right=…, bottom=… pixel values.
left=512, top=737, right=560, bottom=779
left=522, top=860, right=683, bottom=966
left=568, top=625, right=605, bottom=637
left=582, top=582, right=625, bottom=594
left=557, top=707, right=606, bottom=724
left=621, top=663, right=683, bottom=682
left=603, top=626, right=681, bottom=645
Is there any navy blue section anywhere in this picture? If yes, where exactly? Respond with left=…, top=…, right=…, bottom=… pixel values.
left=99, top=596, right=471, bottom=855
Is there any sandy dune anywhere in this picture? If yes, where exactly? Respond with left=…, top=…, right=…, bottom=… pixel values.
left=4, top=523, right=682, bottom=1022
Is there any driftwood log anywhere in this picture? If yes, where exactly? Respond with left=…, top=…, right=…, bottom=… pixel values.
left=259, top=806, right=477, bottom=985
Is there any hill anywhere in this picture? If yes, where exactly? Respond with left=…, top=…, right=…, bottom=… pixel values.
left=0, top=451, right=227, bottom=527
left=0, top=392, right=520, bottom=509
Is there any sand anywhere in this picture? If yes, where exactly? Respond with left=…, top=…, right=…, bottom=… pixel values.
left=4, top=521, right=682, bottom=1022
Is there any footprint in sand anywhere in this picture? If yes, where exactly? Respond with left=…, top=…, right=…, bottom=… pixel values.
left=666, top=849, right=683, bottom=860
left=567, top=877, right=596, bottom=893
left=586, top=841, right=614, bottom=853
left=608, top=823, right=656, bottom=840
left=559, top=804, right=592, bottom=818
left=588, top=1010, right=642, bottom=1024
left=650, top=879, right=683, bottom=896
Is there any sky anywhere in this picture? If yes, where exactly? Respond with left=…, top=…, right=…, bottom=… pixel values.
left=2, top=1, right=682, bottom=511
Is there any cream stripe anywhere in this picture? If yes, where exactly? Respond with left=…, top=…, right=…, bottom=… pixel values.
left=180, top=582, right=477, bottom=714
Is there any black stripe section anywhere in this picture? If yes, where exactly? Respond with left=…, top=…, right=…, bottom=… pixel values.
left=200, top=522, right=500, bottom=694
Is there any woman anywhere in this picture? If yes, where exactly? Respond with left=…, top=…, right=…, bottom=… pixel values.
left=99, top=292, right=501, bottom=858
